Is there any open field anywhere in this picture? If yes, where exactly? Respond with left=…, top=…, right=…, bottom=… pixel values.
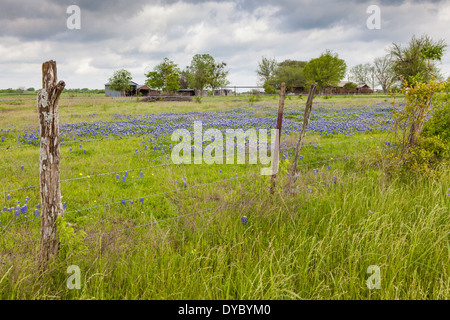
left=0, top=95, right=449, bottom=299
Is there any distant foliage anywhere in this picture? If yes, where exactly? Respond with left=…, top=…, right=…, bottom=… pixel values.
left=303, top=50, right=347, bottom=94
left=264, top=84, right=276, bottom=94
left=108, top=69, right=132, bottom=95
left=145, top=57, right=181, bottom=93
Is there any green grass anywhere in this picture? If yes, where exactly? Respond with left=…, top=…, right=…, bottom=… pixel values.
left=0, top=95, right=448, bottom=300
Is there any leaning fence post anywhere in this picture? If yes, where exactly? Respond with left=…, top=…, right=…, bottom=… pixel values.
left=286, top=83, right=317, bottom=192
left=37, top=60, right=65, bottom=270
left=269, top=82, right=286, bottom=195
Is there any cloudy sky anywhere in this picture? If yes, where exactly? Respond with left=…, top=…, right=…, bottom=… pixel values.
left=1, top=0, right=449, bottom=89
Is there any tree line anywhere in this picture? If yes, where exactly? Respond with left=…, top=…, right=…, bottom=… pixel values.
left=257, top=34, right=448, bottom=94
left=108, top=54, right=229, bottom=96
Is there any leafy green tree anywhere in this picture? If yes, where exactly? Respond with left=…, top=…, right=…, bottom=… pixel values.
left=108, top=69, right=132, bottom=96
left=264, top=84, right=276, bottom=94
left=266, top=60, right=307, bottom=92
left=187, top=54, right=229, bottom=95
left=209, top=61, right=229, bottom=95
left=303, top=50, right=347, bottom=93
left=145, top=58, right=181, bottom=93
left=343, top=82, right=357, bottom=92
left=390, top=34, right=447, bottom=86
left=26, top=87, right=35, bottom=92
left=186, top=54, right=215, bottom=93
left=256, top=56, right=277, bottom=85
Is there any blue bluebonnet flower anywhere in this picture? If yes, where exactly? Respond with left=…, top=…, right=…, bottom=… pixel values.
left=219, top=170, right=222, bottom=173
left=332, top=176, right=337, bottom=184
left=125, top=171, right=128, bottom=178
left=121, top=199, right=126, bottom=205
left=140, top=171, right=143, bottom=179
left=327, top=165, right=331, bottom=171
left=36, top=204, right=40, bottom=209
left=34, top=209, right=39, bottom=217
left=140, top=198, right=144, bottom=204
left=21, top=165, right=24, bottom=170
left=241, top=216, right=248, bottom=226
left=369, top=210, right=373, bottom=213
left=70, top=148, right=72, bottom=151
left=300, top=155, right=303, bottom=160
left=84, top=150, right=86, bottom=154
left=116, top=174, right=120, bottom=179
left=7, top=194, right=11, bottom=200
left=21, top=205, right=28, bottom=214
left=122, top=176, right=126, bottom=182
left=63, top=203, right=67, bottom=210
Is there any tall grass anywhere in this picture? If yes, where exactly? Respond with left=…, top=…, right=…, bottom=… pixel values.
left=0, top=95, right=448, bottom=300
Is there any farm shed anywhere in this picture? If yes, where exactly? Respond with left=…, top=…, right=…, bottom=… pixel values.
left=137, top=85, right=161, bottom=96
left=291, top=85, right=307, bottom=94
left=323, top=81, right=373, bottom=94
left=178, top=89, right=195, bottom=96
left=356, top=84, right=373, bottom=94
left=105, top=81, right=139, bottom=97
left=105, top=81, right=160, bottom=97
left=213, top=88, right=233, bottom=96
left=178, top=89, right=208, bottom=96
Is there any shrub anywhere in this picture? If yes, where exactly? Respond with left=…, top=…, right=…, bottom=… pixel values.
left=264, top=84, right=276, bottom=94
left=194, top=96, right=203, bottom=104
left=402, top=135, right=450, bottom=174
left=248, top=95, right=261, bottom=104
left=422, top=93, right=450, bottom=142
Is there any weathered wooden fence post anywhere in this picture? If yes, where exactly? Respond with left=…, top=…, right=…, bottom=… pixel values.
left=269, top=82, right=286, bottom=195
left=37, top=60, right=65, bottom=270
left=286, top=83, right=317, bottom=191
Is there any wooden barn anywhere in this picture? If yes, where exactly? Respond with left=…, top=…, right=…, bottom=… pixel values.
left=323, top=81, right=373, bottom=95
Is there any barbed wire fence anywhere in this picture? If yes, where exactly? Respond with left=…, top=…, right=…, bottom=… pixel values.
left=0, top=74, right=394, bottom=263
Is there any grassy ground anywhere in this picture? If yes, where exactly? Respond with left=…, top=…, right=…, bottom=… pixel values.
left=0, top=95, right=448, bottom=299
